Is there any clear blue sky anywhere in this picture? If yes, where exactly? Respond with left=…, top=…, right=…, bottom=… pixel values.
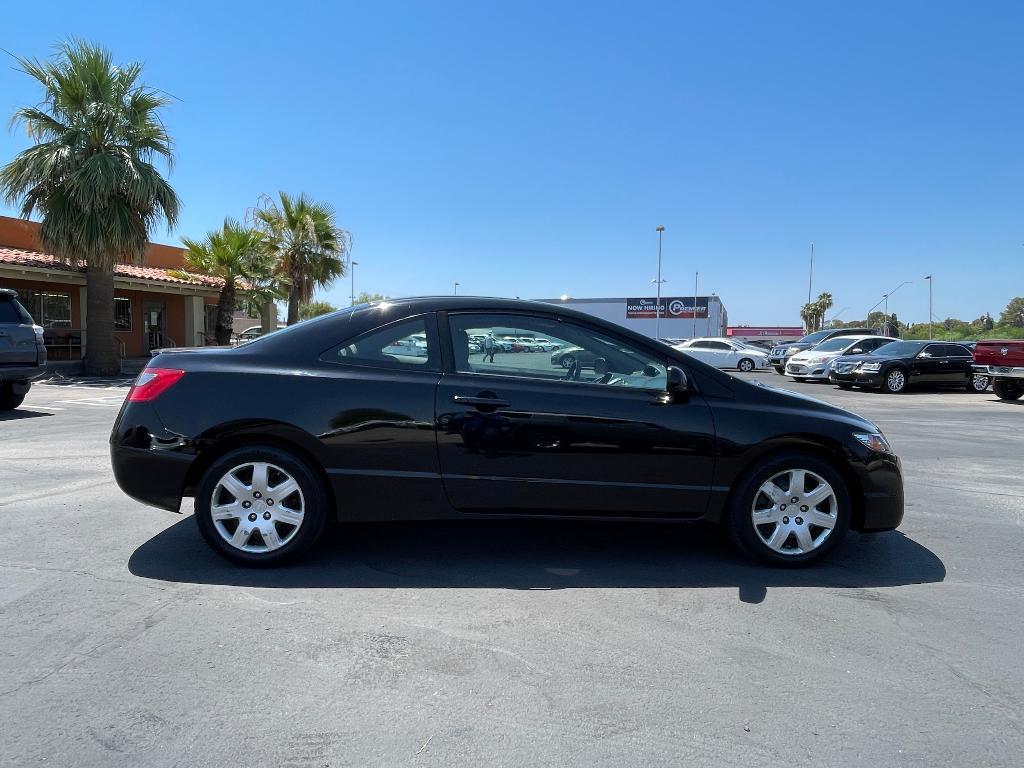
left=2, top=1, right=1022, bottom=326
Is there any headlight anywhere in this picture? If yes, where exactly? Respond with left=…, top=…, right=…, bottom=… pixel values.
left=859, top=362, right=882, bottom=372
left=853, top=431, right=892, bottom=453
left=785, top=348, right=798, bottom=356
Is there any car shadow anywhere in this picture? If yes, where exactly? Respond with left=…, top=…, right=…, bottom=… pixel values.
left=128, top=517, right=945, bottom=603
left=0, top=409, right=54, bottom=421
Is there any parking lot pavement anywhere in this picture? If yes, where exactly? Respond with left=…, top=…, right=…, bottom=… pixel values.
left=1, top=376, right=1022, bottom=767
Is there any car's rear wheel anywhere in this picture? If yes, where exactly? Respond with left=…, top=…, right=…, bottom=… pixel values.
left=195, top=445, right=329, bottom=566
left=882, top=367, right=907, bottom=393
left=560, top=354, right=576, bottom=369
left=836, top=383, right=853, bottom=390
left=0, top=383, right=26, bottom=411
left=993, top=379, right=1024, bottom=400
left=773, top=366, right=785, bottom=374
left=967, top=374, right=990, bottom=392
left=726, top=452, right=850, bottom=567
left=737, top=358, right=755, bottom=373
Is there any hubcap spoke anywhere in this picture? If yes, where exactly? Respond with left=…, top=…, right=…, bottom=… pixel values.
left=212, top=502, right=242, bottom=521
left=261, top=526, right=283, bottom=551
left=229, top=524, right=249, bottom=548
left=803, top=484, right=831, bottom=505
left=219, top=473, right=249, bottom=501
left=274, top=507, right=303, bottom=526
left=765, top=524, right=789, bottom=552
left=793, top=525, right=815, bottom=552
left=251, top=462, right=269, bottom=494
left=758, top=481, right=787, bottom=506
left=269, top=478, right=299, bottom=501
left=808, top=509, right=836, bottom=529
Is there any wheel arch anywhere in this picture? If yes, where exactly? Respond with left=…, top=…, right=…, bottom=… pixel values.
left=182, top=421, right=334, bottom=510
left=717, top=436, right=866, bottom=531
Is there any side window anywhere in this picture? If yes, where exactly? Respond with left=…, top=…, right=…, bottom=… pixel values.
left=321, top=315, right=440, bottom=371
left=920, top=344, right=941, bottom=358
left=707, top=341, right=731, bottom=350
left=448, top=313, right=667, bottom=391
left=690, top=341, right=710, bottom=349
left=946, top=344, right=971, bottom=357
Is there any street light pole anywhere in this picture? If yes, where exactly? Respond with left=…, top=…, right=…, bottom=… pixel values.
left=693, top=271, right=698, bottom=339
left=924, top=275, right=933, bottom=339
left=808, top=242, right=814, bottom=305
left=880, top=280, right=911, bottom=336
left=454, top=281, right=459, bottom=296
left=350, top=261, right=359, bottom=305
left=655, top=226, right=665, bottom=340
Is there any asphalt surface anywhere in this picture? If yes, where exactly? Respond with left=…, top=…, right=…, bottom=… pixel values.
left=1, top=372, right=1021, bottom=767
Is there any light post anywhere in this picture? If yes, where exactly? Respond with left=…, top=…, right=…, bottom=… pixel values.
left=924, top=275, right=933, bottom=339
left=807, top=242, right=814, bottom=305
left=881, top=280, right=911, bottom=336
left=349, top=260, right=358, bottom=305
left=693, top=271, right=699, bottom=339
left=654, top=226, right=665, bottom=340
left=454, top=281, right=460, bottom=296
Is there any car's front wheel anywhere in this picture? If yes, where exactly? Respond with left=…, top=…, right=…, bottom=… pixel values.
left=882, top=367, right=908, bottom=394
left=0, top=383, right=26, bottom=411
left=559, top=354, right=576, bottom=369
left=773, top=366, right=785, bottom=374
left=737, top=358, right=755, bottom=373
left=195, top=445, right=329, bottom=566
left=726, top=452, right=850, bottom=566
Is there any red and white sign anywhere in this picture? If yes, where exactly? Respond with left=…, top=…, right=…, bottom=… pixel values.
left=727, top=326, right=804, bottom=338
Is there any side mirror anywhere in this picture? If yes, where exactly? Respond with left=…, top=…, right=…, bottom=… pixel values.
left=667, top=366, right=688, bottom=393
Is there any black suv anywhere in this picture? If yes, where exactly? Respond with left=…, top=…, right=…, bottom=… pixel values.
left=769, top=327, right=877, bottom=374
left=0, top=289, right=46, bottom=410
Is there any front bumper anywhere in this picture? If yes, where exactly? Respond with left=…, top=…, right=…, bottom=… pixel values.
left=786, top=362, right=831, bottom=379
left=829, top=370, right=883, bottom=387
left=854, top=452, right=904, bottom=532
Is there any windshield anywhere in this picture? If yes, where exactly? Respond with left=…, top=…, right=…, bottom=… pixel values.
left=872, top=340, right=925, bottom=357
left=812, top=337, right=859, bottom=352
left=799, top=330, right=831, bottom=344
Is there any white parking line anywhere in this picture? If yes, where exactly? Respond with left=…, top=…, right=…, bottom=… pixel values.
left=49, top=396, right=126, bottom=408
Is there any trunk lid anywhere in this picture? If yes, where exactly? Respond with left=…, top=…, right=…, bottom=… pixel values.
left=973, top=340, right=1024, bottom=367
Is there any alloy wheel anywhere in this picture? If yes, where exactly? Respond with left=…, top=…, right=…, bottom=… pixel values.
left=560, top=355, right=576, bottom=369
left=738, top=358, right=754, bottom=373
left=886, top=369, right=906, bottom=392
left=210, top=462, right=305, bottom=553
left=750, top=468, right=838, bottom=556
left=971, top=374, right=990, bottom=392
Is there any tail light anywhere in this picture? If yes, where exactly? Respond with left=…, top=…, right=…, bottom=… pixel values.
left=128, top=368, right=186, bottom=402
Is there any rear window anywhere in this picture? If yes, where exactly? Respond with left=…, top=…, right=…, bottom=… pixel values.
left=0, top=297, right=31, bottom=324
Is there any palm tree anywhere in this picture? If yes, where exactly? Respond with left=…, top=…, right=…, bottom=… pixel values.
left=255, top=192, right=350, bottom=325
left=814, top=292, right=834, bottom=327
left=800, top=303, right=817, bottom=333
left=177, top=220, right=274, bottom=345
left=0, top=40, right=179, bottom=375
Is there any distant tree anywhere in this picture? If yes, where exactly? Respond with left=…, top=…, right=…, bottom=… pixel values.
left=355, top=291, right=386, bottom=304
left=0, top=40, right=179, bottom=375
left=299, top=300, right=338, bottom=320
left=256, top=192, right=351, bottom=325
left=973, top=313, right=995, bottom=332
left=177, top=219, right=273, bottom=345
left=866, top=311, right=887, bottom=330
left=999, top=297, right=1024, bottom=328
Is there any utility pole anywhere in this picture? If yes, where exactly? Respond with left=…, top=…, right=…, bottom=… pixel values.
left=925, top=275, right=933, bottom=339
left=453, top=281, right=460, bottom=296
left=654, top=226, right=665, bottom=340
left=350, top=261, right=358, bottom=305
left=808, top=242, right=814, bottom=305
left=693, top=271, right=699, bottom=339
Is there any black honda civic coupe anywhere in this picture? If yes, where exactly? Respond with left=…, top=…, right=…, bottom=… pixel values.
left=111, top=297, right=903, bottom=567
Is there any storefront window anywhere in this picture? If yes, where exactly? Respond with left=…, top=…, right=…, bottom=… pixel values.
left=15, top=289, right=71, bottom=328
left=114, top=297, right=132, bottom=331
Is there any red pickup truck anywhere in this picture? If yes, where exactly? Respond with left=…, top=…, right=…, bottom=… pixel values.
left=974, top=340, right=1024, bottom=400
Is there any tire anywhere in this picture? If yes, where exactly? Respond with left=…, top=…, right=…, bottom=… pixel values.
left=993, top=379, right=1024, bottom=401
left=726, top=451, right=851, bottom=567
left=882, top=367, right=908, bottom=394
left=966, top=374, right=990, bottom=393
left=737, top=358, right=755, bottom=373
left=793, top=377, right=806, bottom=382
left=0, top=383, right=26, bottom=411
left=194, top=445, right=329, bottom=566
left=560, top=354, right=576, bottom=369
left=836, top=383, right=853, bottom=390
left=773, top=366, right=785, bottom=375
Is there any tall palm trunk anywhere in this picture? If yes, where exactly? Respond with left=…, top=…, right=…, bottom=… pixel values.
left=260, top=300, right=276, bottom=335
left=84, top=263, right=120, bottom=376
left=214, top=283, right=236, bottom=345
left=286, top=286, right=301, bottom=326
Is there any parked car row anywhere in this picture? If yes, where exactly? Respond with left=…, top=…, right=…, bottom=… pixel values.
left=672, top=338, right=771, bottom=372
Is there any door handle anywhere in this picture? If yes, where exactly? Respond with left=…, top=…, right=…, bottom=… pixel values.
left=452, top=394, right=511, bottom=408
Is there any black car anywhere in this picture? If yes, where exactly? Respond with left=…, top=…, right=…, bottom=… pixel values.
left=111, top=297, right=903, bottom=567
left=769, top=327, right=877, bottom=374
left=0, top=288, right=46, bottom=410
left=829, top=340, right=989, bottom=394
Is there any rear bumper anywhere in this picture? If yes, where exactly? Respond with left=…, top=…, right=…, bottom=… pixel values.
left=0, top=364, right=45, bottom=385
left=110, top=402, right=195, bottom=512
left=976, top=364, right=1024, bottom=379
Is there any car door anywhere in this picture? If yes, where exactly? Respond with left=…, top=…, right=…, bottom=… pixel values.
left=911, top=343, right=948, bottom=383
left=680, top=340, right=712, bottom=365
left=941, top=343, right=974, bottom=384
left=436, top=312, right=717, bottom=518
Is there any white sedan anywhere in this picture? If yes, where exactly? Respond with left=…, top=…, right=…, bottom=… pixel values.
left=674, top=338, right=771, bottom=372
left=785, top=335, right=894, bottom=381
